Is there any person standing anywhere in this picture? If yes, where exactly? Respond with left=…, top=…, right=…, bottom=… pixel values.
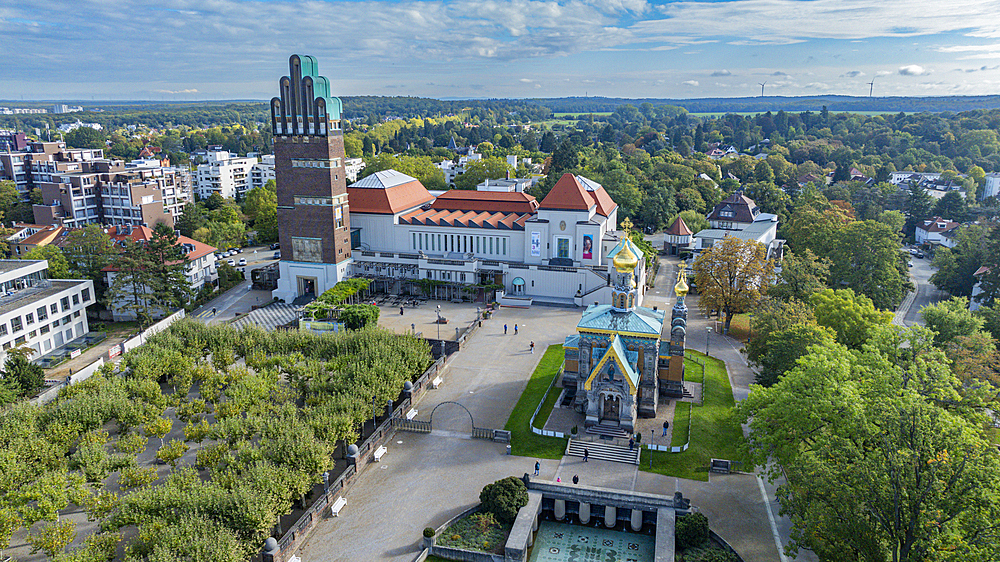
left=514, top=324, right=518, bottom=335
left=504, top=324, right=508, bottom=335
left=530, top=341, right=535, bottom=354
left=400, top=306, right=404, bottom=316
left=583, top=448, right=589, bottom=462
left=662, top=420, right=670, bottom=436
left=572, top=474, right=579, bottom=485
left=534, top=461, right=540, bottom=476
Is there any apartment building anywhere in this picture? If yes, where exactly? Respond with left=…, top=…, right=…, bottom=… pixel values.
left=33, top=160, right=191, bottom=229
left=195, top=150, right=257, bottom=199
left=0, top=259, right=95, bottom=364
left=250, top=154, right=275, bottom=190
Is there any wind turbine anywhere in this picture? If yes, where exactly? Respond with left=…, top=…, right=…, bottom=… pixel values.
left=867, top=78, right=875, bottom=97
left=758, top=81, right=766, bottom=97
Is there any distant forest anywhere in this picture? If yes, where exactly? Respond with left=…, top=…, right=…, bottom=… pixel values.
left=6, top=95, right=1000, bottom=132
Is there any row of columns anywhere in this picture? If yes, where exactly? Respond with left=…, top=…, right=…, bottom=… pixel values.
left=551, top=499, right=644, bottom=532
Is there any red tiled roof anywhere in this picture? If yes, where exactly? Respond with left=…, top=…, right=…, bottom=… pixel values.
left=707, top=192, right=759, bottom=223
left=666, top=216, right=693, bottom=236
left=540, top=173, right=593, bottom=211
left=919, top=216, right=960, bottom=233
left=348, top=179, right=434, bottom=214
left=587, top=186, right=617, bottom=217
left=974, top=265, right=991, bottom=277
left=102, top=225, right=215, bottom=271
left=431, top=190, right=539, bottom=214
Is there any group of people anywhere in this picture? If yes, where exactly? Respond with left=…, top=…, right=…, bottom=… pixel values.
left=504, top=323, right=534, bottom=353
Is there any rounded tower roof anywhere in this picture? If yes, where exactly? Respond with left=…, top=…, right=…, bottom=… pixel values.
left=614, top=242, right=639, bottom=272
left=675, top=263, right=689, bottom=297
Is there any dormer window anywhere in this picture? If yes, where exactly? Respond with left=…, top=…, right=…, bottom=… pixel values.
left=719, top=210, right=735, bottom=218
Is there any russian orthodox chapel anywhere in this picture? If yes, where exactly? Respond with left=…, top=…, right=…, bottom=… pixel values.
left=562, top=232, right=688, bottom=433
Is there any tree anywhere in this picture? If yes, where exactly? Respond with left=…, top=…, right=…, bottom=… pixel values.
left=453, top=157, right=514, bottom=191
left=828, top=220, right=910, bottom=310
left=920, top=297, right=986, bottom=345
left=753, top=160, right=774, bottom=183
left=769, top=249, right=830, bottom=302
left=739, top=335, right=1000, bottom=562
left=877, top=209, right=905, bottom=234
left=27, top=519, right=76, bottom=558
left=156, top=439, right=190, bottom=467
left=61, top=225, right=115, bottom=297
left=64, top=127, right=105, bottom=149
left=933, top=190, right=967, bottom=222
left=175, top=203, right=208, bottom=238
left=21, top=245, right=72, bottom=279
left=479, top=476, right=528, bottom=524
left=2, top=348, right=44, bottom=399
left=809, top=288, right=893, bottom=349
left=0, top=180, right=19, bottom=221
left=105, top=239, right=154, bottom=325
left=693, top=236, right=775, bottom=334
left=340, top=304, right=379, bottom=330
left=752, top=324, right=837, bottom=387
left=143, top=417, right=172, bottom=451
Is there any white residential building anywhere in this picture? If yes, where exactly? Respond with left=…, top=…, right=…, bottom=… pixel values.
left=250, top=154, right=275, bottom=190
left=691, top=191, right=784, bottom=260
left=915, top=216, right=961, bottom=248
left=102, top=225, right=217, bottom=322
left=434, top=152, right=482, bottom=187
left=195, top=150, right=257, bottom=199
left=0, top=259, right=95, bottom=364
left=983, top=173, right=1000, bottom=201
left=344, top=157, right=366, bottom=183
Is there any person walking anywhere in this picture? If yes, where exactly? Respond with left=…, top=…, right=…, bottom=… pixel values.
left=400, top=306, right=404, bottom=316
left=572, top=474, right=579, bottom=485
left=530, top=341, right=535, bottom=354
left=629, top=437, right=635, bottom=451
left=504, top=324, right=508, bottom=335
left=534, top=461, right=540, bottom=476
left=583, top=448, right=589, bottom=462
left=514, top=324, right=518, bottom=335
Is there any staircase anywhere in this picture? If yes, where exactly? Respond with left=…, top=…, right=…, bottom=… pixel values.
left=566, top=437, right=640, bottom=465
left=585, top=422, right=631, bottom=440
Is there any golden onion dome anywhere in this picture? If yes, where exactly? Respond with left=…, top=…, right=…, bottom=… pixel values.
left=613, top=241, right=639, bottom=273
left=675, top=263, right=689, bottom=297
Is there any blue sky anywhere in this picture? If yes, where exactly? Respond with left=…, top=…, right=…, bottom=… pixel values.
left=3, top=0, right=1000, bottom=100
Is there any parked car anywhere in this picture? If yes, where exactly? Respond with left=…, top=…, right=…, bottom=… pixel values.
left=238, top=258, right=247, bottom=266
left=908, top=261, right=914, bottom=268
left=915, top=252, right=924, bottom=259
left=273, top=251, right=281, bottom=259
left=227, top=258, right=236, bottom=266
left=908, top=248, right=918, bottom=255
left=269, top=242, right=280, bottom=250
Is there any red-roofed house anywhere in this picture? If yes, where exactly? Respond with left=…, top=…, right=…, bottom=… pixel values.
left=101, top=225, right=218, bottom=321
left=915, top=216, right=960, bottom=248
left=971, top=265, right=991, bottom=312
left=663, top=216, right=693, bottom=255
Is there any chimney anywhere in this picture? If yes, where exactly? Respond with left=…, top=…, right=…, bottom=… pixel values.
left=653, top=306, right=658, bottom=311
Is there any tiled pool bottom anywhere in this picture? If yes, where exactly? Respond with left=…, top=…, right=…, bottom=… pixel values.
left=528, top=520, right=655, bottom=562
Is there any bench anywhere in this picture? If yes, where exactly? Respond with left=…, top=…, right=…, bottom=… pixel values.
left=406, top=409, right=418, bottom=420
left=374, top=445, right=388, bottom=462
left=432, top=376, right=443, bottom=389
left=330, top=496, right=347, bottom=517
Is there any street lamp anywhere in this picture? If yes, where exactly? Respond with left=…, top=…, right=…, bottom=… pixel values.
left=706, top=325, right=712, bottom=357
left=436, top=305, right=442, bottom=340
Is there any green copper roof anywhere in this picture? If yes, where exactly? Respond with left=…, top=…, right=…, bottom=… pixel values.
left=564, top=335, right=580, bottom=349
left=596, top=335, right=639, bottom=389
left=577, top=304, right=664, bottom=336
left=606, top=237, right=644, bottom=262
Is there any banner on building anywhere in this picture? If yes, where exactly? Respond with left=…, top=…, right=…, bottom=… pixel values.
left=530, top=232, right=541, bottom=256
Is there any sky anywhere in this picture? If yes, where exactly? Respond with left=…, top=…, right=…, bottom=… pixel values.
left=4, top=0, right=1000, bottom=101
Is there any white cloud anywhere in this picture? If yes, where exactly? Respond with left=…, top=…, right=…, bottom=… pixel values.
left=711, top=69, right=732, bottom=76
left=153, top=88, right=198, bottom=94
left=876, top=70, right=894, bottom=76
left=841, top=70, right=865, bottom=78
left=682, top=80, right=699, bottom=86
left=898, top=64, right=929, bottom=76
left=519, top=78, right=535, bottom=83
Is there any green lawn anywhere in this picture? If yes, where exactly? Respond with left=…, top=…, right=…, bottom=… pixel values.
left=504, top=345, right=568, bottom=459
left=639, top=351, right=745, bottom=481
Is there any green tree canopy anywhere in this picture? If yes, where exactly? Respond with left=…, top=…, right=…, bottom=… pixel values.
left=453, top=157, right=515, bottom=191
left=920, top=297, right=986, bottom=345
left=22, top=245, right=72, bottom=279
left=809, top=288, right=893, bottom=349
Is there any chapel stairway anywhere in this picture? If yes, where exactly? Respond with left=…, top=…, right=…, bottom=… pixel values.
left=585, top=422, right=631, bottom=440
left=566, top=437, right=640, bottom=465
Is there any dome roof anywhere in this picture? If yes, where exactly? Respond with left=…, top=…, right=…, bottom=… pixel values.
left=614, top=241, right=639, bottom=272
left=675, top=264, right=689, bottom=297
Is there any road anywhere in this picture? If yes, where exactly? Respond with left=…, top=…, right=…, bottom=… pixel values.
left=189, top=245, right=279, bottom=324
left=898, top=252, right=946, bottom=326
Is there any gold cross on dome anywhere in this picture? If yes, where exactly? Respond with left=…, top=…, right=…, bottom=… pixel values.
left=621, top=217, right=633, bottom=237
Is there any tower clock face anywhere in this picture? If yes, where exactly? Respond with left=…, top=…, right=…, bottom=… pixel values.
left=559, top=221, right=566, bottom=231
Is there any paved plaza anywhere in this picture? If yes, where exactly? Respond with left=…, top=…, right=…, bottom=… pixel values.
left=295, top=262, right=815, bottom=562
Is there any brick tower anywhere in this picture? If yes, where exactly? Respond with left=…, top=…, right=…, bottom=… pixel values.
left=270, top=54, right=353, bottom=302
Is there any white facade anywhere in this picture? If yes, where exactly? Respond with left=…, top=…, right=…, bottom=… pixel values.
left=344, top=157, right=366, bottom=183
left=273, top=260, right=352, bottom=304
left=0, top=260, right=94, bottom=363
left=195, top=151, right=257, bottom=199
left=984, top=173, right=1000, bottom=201
left=251, top=154, right=276, bottom=190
